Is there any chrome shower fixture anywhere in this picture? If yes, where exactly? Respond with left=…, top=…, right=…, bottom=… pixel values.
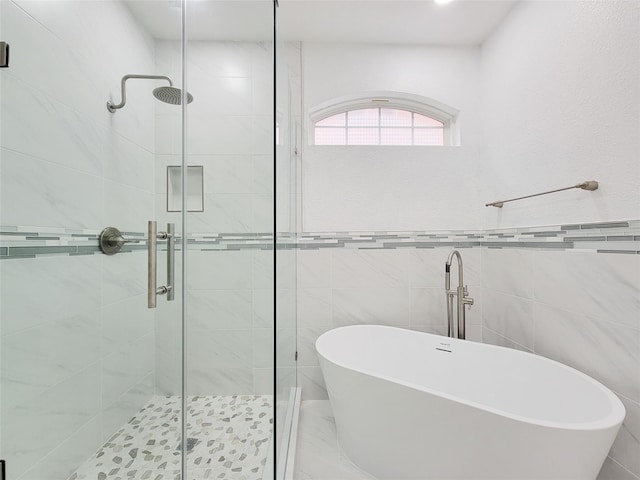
left=445, top=250, right=474, bottom=340
left=107, top=74, right=194, bottom=112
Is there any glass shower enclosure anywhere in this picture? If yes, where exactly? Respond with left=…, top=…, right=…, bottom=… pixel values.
left=0, top=0, right=297, bottom=478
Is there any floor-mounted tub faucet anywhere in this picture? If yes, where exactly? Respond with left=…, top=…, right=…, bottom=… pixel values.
left=445, top=250, right=474, bottom=339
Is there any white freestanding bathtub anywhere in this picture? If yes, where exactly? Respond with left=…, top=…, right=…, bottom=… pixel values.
left=316, top=325, right=625, bottom=480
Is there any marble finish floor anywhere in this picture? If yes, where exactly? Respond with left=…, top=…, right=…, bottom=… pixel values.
left=70, top=395, right=272, bottom=480
left=294, top=401, right=375, bottom=480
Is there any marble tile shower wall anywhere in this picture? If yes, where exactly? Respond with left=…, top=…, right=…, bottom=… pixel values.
left=290, top=222, right=640, bottom=479
left=152, top=40, right=275, bottom=397
left=0, top=2, right=157, bottom=479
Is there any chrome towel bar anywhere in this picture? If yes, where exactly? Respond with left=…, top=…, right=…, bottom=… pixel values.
left=486, top=180, right=598, bottom=208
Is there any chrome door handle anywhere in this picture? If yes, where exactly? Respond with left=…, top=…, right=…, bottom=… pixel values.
left=148, top=221, right=175, bottom=308
left=167, top=222, right=175, bottom=301
left=100, top=223, right=174, bottom=309
left=148, top=221, right=158, bottom=308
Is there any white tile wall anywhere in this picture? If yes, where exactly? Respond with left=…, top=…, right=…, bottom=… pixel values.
left=482, top=289, right=534, bottom=350
left=296, top=247, right=483, bottom=400
left=332, top=249, right=408, bottom=289
left=297, top=288, right=332, bottom=328
left=101, top=374, right=154, bottom=442
left=1, top=255, right=102, bottom=336
left=481, top=247, right=534, bottom=298
left=332, top=287, right=411, bottom=327
left=0, top=148, right=103, bottom=230
left=533, top=250, right=640, bottom=330
left=188, top=250, right=253, bottom=290
left=18, top=416, right=102, bottom=480
left=598, top=458, right=640, bottom=480
left=1, top=73, right=105, bottom=176
left=610, top=394, right=640, bottom=477
left=1, top=310, right=100, bottom=408
left=187, top=290, right=253, bottom=330
left=294, top=242, right=638, bottom=479
left=152, top=39, right=276, bottom=399
left=533, top=303, right=640, bottom=403
left=482, top=248, right=640, bottom=478
left=3, top=363, right=101, bottom=478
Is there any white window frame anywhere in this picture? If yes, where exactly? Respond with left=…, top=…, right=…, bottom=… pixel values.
left=308, top=91, right=460, bottom=146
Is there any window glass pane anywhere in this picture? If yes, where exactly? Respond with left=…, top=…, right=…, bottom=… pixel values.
left=315, top=128, right=346, bottom=145
left=348, top=127, right=379, bottom=145
left=316, top=113, right=346, bottom=127
left=414, top=113, right=444, bottom=127
left=348, top=108, right=379, bottom=127
left=414, top=128, right=445, bottom=145
left=381, top=128, right=412, bottom=145
left=380, top=108, right=412, bottom=127
left=315, top=107, right=449, bottom=145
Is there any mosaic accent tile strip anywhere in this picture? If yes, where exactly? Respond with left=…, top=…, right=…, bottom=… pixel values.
left=0, top=226, right=146, bottom=259
left=284, top=221, right=640, bottom=252
left=69, top=395, right=273, bottom=480
left=2, top=220, right=639, bottom=258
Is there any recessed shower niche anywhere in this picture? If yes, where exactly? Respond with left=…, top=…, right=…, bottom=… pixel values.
left=167, top=165, right=204, bottom=212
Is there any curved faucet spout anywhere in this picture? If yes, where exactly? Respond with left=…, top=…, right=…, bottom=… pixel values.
left=445, top=249, right=464, bottom=290
left=444, top=250, right=473, bottom=340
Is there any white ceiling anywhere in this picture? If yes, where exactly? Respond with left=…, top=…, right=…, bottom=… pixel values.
left=125, top=0, right=518, bottom=45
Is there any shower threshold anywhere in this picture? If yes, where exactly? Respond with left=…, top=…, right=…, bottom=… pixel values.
left=69, top=395, right=273, bottom=480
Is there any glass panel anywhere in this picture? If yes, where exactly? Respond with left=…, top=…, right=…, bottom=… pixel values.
left=381, top=108, right=412, bottom=127
left=184, top=1, right=275, bottom=479
left=348, top=108, right=379, bottom=126
left=275, top=32, right=300, bottom=480
left=316, top=112, right=346, bottom=127
left=316, top=127, right=347, bottom=145
left=348, top=127, right=380, bottom=145
left=414, top=128, right=446, bottom=145
left=414, top=113, right=444, bottom=127
left=381, top=128, right=413, bottom=145
left=0, top=0, right=184, bottom=478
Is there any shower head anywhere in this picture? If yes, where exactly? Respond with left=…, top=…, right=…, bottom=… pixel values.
left=107, top=74, right=194, bottom=112
left=153, top=86, right=194, bottom=106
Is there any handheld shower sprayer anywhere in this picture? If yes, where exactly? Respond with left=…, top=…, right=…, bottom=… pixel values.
left=107, top=74, right=194, bottom=112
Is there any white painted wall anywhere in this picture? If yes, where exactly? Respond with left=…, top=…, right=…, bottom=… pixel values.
left=0, top=1, right=156, bottom=479
left=302, top=43, right=483, bottom=232
left=480, top=0, right=640, bottom=229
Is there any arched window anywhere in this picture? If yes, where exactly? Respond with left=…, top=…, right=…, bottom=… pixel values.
left=309, top=92, right=459, bottom=146
left=315, top=108, right=445, bottom=146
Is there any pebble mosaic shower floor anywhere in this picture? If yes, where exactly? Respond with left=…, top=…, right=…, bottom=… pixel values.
left=69, top=395, right=273, bottom=480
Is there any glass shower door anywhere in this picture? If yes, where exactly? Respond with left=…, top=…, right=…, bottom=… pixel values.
left=178, top=1, right=278, bottom=478
left=0, top=1, right=288, bottom=478
left=0, top=0, right=186, bottom=478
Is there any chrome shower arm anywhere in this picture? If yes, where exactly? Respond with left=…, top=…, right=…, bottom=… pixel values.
left=107, top=74, right=173, bottom=112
